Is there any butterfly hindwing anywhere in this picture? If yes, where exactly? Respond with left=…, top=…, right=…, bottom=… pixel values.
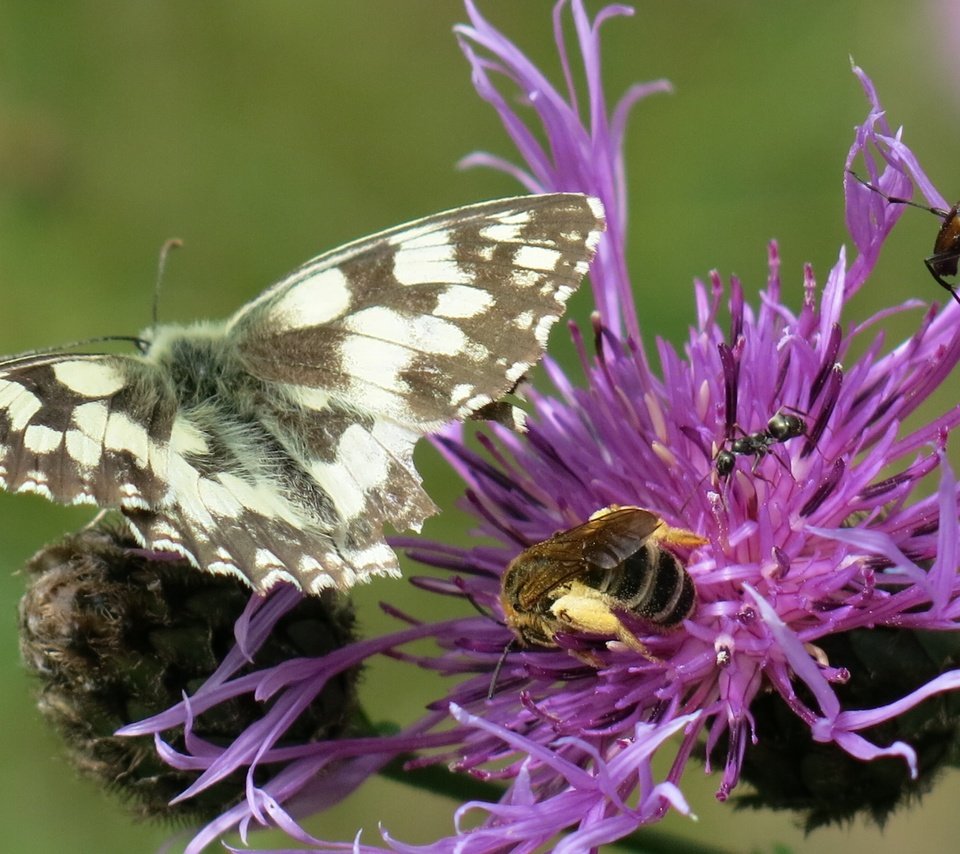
left=122, top=398, right=430, bottom=591
left=0, top=353, right=175, bottom=509
left=0, top=193, right=605, bottom=594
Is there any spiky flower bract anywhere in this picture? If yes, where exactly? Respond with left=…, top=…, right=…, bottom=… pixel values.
left=121, top=3, right=960, bottom=851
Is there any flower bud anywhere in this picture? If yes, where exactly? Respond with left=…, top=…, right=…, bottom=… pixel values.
left=18, top=526, right=358, bottom=821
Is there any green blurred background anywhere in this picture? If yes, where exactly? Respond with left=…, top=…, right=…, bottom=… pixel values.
left=1, top=2, right=960, bottom=852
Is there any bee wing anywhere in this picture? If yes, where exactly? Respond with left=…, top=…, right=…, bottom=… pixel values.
left=559, top=506, right=662, bottom=568
left=508, top=507, right=663, bottom=606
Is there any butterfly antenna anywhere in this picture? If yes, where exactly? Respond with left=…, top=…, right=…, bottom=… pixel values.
left=846, top=169, right=949, bottom=218
left=0, top=335, right=149, bottom=363
left=152, top=238, right=184, bottom=337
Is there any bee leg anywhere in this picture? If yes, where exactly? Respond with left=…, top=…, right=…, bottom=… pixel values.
left=549, top=593, right=622, bottom=637
left=569, top=649, right=608, bottom=668
left=613, top=630, right=660, bottom=662
left=587, top=504, right=623, bottom=520
left=655, top=524, right=709, bottom=549
left=567, top=639, right=659, bottom=668
left=549, top=595, right=658, bottom=662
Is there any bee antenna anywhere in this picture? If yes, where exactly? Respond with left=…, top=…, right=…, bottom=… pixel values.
left=487, top=638, right=516, bottom=701
left=152, top=238, right=184, bottom=339
left=463, top=591, right=505, bottom=627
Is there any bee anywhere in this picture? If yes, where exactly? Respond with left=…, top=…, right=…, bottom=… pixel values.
left=716, top=409, right=806, bottom=477
left=499, top=506, right=706, bottom=660
left=847, top=169, right=960, bottom=305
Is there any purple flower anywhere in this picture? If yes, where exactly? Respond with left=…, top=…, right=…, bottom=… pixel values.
left=122, top=2, right=960, bottom=851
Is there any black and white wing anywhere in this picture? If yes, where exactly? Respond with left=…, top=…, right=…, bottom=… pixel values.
left=0, top=193, right=604, bottom=595
left=228, top=193, right=604, bottom=429
left=0, top=352, right=176, bottom=511
left=223, top=193, right=605, bottom=590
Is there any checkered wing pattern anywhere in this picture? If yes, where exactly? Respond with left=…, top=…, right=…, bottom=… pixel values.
left=0, top=194, right=605, bottom=593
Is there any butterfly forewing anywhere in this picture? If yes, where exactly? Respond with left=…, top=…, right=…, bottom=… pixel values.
left=231, top=194, right=603, bottom=428
left=0, top=193, right=605, bottom=594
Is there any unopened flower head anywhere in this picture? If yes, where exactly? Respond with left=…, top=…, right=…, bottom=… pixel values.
left=118, top=3, right=960, bottom=852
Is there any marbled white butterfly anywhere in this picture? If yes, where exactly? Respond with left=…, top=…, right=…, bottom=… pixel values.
left=0, top=193, right=604, bottom=594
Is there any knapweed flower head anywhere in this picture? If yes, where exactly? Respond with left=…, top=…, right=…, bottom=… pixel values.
left=116, top=2, right=960, bottom=852
left=18, top=525, right=359, bottom=824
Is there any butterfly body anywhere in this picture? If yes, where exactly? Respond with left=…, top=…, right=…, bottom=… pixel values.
left=0, top=193, right=604, bottom=593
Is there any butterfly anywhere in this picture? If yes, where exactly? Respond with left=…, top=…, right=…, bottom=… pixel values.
left=0, top=193, right=605, bottom=594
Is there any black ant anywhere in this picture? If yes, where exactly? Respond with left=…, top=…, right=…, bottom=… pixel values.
left=716, top=410, right=806, bottom=477
left=847, top=169, right=960, bottom=306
